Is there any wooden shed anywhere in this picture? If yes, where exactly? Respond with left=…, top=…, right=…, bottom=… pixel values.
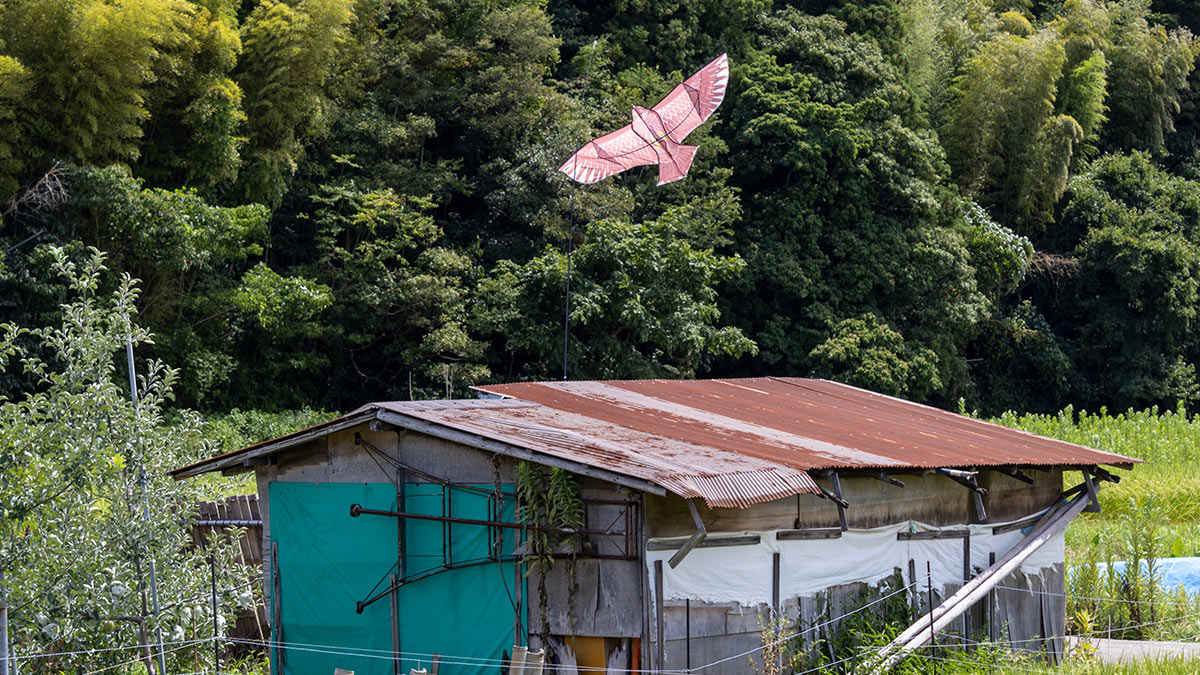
left=172, top=378, right=1137, bottom=674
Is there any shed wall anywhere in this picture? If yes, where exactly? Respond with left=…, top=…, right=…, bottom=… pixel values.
left=256, top=424, right=648, bottom=671
left=251, top=422, right=1073, bottom=674
left=646, top=469, right=1062, bottom=537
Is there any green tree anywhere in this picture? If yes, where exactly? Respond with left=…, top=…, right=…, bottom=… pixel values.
left=547, top=0, right=766, bottom=73
left=809, top=313, right=942, bottom=399
left=719, top=12, right=987, bottom=402
left=0, top=0, right=195, bottom=180
left=476, top=192, right=755, bottom=380
left=1, top=165, right=332, bottom=407
left=0, top=55, right=30, bottom=199
left=0, top=248, right=254, bottom=673
left=304, top=185, right=485, bottom=400
left=136, top=0, right=246, bottom=191
left=1102, top=0, right=1199, bottom=154
left=1050, top=153, right=1200, bottom=410
left=942, top=26, right=1084, bottom=231
left=969, top=299, right=1080, bottom=415
left=236, top=0, right=353, bottom=205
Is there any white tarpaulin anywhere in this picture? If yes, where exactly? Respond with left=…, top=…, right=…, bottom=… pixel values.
left=647, top=515, right=1063, bottom=605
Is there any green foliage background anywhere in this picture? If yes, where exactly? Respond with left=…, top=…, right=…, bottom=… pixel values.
left=9, top=0, right=1200, bottom=665
left=3, top=0, right=1200, bottom=416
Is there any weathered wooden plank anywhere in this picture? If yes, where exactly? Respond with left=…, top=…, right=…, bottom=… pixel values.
left=897, top=529, right=969, bottom=541
left=776, top=528, right=842, bottom=540
left=647, top=534, right=760, bottom=551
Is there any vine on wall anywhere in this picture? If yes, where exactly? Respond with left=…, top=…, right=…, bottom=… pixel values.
left=515, top=462, right=584, bottom=647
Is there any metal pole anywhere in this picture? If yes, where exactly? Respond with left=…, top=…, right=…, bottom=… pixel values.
left=562, top=39, right=599, bottom=381
left=127, top=339, right=167, bottom=675
left=927, top=561, right=936, bottom=673
left=1, top=566, right=9, bottom=675
left=210, top=555, right=220, bottom=674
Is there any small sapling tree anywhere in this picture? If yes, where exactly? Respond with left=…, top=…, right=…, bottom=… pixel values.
left=0, top=247, right=256, bottom=673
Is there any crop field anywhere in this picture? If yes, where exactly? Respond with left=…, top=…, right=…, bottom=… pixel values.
left=989, top=406, right=1200, bottom=642
left=995, top=405, right=1200, bottom=561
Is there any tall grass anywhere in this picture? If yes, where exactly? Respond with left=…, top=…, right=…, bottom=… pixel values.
left=991, top=405, right=1200, bottom=640
left=1065, top=497, right=1200, bottom=640
left=993, top=404, right=1200, bottom=558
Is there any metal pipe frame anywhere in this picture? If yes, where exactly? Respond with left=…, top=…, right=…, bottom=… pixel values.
left=349, top=504, right=623, bottom=537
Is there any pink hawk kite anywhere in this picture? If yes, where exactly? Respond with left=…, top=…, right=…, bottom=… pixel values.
left=559, top=53, right=729, bottom=186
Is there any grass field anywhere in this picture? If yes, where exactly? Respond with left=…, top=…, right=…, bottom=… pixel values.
left=994, top=405, right=1200, bottom=561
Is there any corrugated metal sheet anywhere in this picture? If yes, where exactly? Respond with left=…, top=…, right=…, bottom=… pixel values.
left=473, top=378, right=1137, bottom=471
left=375, top=400, right=822, bottom=508
left=175, top=377, right=1138, bottom=509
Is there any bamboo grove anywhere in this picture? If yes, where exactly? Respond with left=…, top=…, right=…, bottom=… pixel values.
left=2, top=0, right=1200, bottom=416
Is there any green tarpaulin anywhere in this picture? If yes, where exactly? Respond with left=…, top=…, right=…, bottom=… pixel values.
left=269, top=481, right=522, bottom=675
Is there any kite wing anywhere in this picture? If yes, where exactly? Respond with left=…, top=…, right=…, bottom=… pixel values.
left=651, top=52, right=729, bottom=143
left=558, top=53, right=729, bottom=184
left=558, top=125, right=660, bottom=184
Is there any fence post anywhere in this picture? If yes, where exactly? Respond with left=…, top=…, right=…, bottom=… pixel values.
left=210, top=554, right=220, bottom=673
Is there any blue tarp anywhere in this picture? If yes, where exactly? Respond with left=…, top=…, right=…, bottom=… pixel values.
left=269, top=481, right=522, bottom=675
left=1100, top=557, right=1200, bottom=595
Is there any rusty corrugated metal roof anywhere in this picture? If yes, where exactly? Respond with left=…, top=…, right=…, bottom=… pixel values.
left=473, top=378, right=1138, bottom=471
left=174, top=377, right=1137, bottom=509
left=374, top=399, right=821, bottom=508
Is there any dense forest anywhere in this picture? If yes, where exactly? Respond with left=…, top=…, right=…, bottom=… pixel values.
left=2, top=0, right=1200, bottom=416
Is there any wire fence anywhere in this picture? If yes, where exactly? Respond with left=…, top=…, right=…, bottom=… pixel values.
left=12, top=578, right=1200, bottom=674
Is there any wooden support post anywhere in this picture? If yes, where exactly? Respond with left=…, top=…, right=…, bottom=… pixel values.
left=397, top=462, right=406, bottom=580
left=271, top=542, right=283, bottom=675
left=390, top=574, right=400, bottom=675
left=685, top=598, right=691, bottom=672
left=772, top=552, right=781, bottom=618
left=927, top=561, right=937, bottom=670
left=872, top=472, right=905, bottom=488
left=639, top=495, right=651, bottom=674
left=831, top=471, right=848, bottom=531
left=962, top=534, right=971, bottom=640
left=972, top=490, right=987, bottom=523
left=908, top=559, right=917, bottom=622
left=1082, top=468, right=1101, bottom=513
left=988, top=552, right=997, bottom=644
left=962, top=535, right=971, bottom=583
left=654, top=560, right=664, bottom=672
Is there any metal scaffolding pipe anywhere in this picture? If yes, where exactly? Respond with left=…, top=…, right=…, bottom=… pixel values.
left=862, top=487, right=1094, bottom=673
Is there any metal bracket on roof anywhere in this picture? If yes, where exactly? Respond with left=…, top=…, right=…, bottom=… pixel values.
left=817, top=470, right=849, bottom=531
left=871, top=472, right=905, bottom=488
left=999, top=467, right=1034, bottom=485
left=935, top=468, right=988, bottom=521
left=1081, top=467, right=1101, bottom=513
left=668, top=499, right=707, bottom=569
left=369, top=419, right=398, bottom=432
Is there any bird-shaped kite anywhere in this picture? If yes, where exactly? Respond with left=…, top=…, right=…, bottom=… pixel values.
left=559, top=53, right=729, bottom=186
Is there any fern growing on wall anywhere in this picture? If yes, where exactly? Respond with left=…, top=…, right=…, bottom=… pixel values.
left=515, top=462, right=583, bottom=647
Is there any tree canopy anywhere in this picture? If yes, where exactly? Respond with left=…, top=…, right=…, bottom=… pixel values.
left=2, top=0, right=1200, bottom=416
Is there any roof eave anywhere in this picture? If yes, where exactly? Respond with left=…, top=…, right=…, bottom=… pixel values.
left=373, top=409, right=668, bottom=497
left=169, top=409, right=377, bottom=479
left=172, top=406, right=672, bottom=498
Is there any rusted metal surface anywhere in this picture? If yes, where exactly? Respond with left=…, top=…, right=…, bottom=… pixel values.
left=474, top=378, right=1137, bottom=471
left=175, top=378, right=1137, bottom=509
left=376, top=400, right=822, bottom=507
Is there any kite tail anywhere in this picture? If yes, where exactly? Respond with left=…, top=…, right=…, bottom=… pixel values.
left=657, top=145, right=698, bottom=185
